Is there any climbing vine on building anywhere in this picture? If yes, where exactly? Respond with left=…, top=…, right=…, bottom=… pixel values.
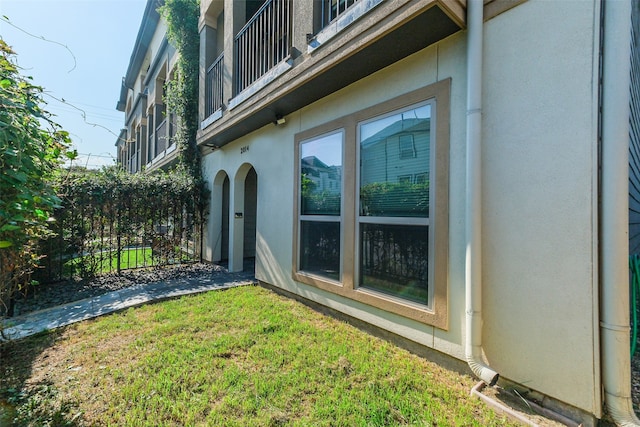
left=158, top=0, right=202, bottom=185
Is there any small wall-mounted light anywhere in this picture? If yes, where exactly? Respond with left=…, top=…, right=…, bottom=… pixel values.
left=274, top=115, right=286, bottom=126
left=202, top=142, right=219, bottom=151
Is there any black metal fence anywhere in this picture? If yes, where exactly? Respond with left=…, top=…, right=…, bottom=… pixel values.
left=34, top=175, right=204, bottom=284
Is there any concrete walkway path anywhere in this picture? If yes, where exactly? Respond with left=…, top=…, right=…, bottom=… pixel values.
left=1, top=271, right=256, bottom=342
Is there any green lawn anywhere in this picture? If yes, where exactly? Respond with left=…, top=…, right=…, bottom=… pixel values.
left=63, top=247, right=155, bottom=275
left=0, top=286, right=517, bottom=426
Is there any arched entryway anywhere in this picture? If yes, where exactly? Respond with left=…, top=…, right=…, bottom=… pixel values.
left=221, top=175, right=230, bottom=261
left=228, top=164, right=258, bottom=272
left=243, top=167, right=257, bottom=260
left=209, top=170, right=230, bottom=263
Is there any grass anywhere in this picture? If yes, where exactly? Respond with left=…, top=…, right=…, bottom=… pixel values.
left=63, top=247, right=154, bottom=275
left=62, top=246, right=193, bottom=275
left=0, top=286, right=518, bottom=426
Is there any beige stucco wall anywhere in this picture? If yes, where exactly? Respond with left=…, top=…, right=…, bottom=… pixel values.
left=481, top=0, right=600, bottom=415
left=202, top=0, right=600, bottom=416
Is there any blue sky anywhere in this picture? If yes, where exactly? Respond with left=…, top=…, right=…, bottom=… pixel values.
left=1, top=0, right=148, bottom=168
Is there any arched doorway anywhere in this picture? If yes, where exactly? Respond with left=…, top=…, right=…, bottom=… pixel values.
left=209, top=170, right=230, bottom=263
left=229, top=164, right=257, bottom=272
left=243, top=167, right=257, bottom=260
left=221, top=175, right=230, bottom=261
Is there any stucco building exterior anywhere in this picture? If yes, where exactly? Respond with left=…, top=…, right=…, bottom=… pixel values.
left=116, top=0, right=180, bottom=173
left=119, top=0, right=640, bottom=424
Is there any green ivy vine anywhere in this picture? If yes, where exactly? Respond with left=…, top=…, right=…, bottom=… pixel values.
left=158, top=0, right=202, bottom=184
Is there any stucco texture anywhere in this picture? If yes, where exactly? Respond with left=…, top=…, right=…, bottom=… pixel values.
left=481, top=0, right=600, bottom=415
left=201, top=0, right=601, bottom=415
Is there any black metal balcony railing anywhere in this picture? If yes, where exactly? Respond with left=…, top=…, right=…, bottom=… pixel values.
left=234, top=0, right=291, bottom=95
left=156, top=119, right=168, bottom=155
left=321, top=0, right=359, bottom=29
left=205, top=53, right=224, bottom=118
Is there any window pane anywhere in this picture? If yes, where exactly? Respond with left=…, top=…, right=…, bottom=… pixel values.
left=360, top=104, right=430, bottom=218
left=301, top=132, right=343, bottom=215
left=300, top=220, right=341, bottom=281
left=359, top=223, right=428, bottom=305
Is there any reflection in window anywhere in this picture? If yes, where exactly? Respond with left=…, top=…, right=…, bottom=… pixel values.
left=299, top=131, right=343, bottom=281
left=415, top=172, right=428, bottom=185
left=301, top=132, right=342, bottom=215
left=300, top=221, right=340, bottom=281
left=358, top=102, right=431, bottom=304
left=359, top=104, right=430, bottom=218
left=360, top=223, right=428, bottom=304
left=398, top=134, right=416, bottom=159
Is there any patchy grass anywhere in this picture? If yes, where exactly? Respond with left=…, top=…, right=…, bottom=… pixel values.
left=1, top=286, right=518, bottom=426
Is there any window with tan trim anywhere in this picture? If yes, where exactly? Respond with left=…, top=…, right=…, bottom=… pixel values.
left=298, top=130, right=344, bottom=281
left=293, top=79, right=450, bottom=329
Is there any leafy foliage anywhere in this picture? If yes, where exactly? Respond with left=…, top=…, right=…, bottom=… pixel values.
left=38, top=166, right=204, bottom=282
left=158, top=0, right=201, bottom=184
left=0, top=38, right=74, bottom=316
left=155, top=0, right=209, bottom=267
left=0, top=39, right=74, bottom=249
left=360, top=182, right=429, bottom=217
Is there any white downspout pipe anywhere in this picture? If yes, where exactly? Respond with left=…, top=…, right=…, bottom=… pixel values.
left=465, top=0, right=499, bottom=386
left=600, top=0, right=638, bottom=425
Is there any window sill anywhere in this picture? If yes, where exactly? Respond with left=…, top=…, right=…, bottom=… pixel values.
left=293, top=271, right=343, bottom=290
left=293, top=269, right=447, bottom=329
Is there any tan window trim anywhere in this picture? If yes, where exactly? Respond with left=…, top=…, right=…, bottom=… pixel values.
left=293, top=79, right=450, bottom=330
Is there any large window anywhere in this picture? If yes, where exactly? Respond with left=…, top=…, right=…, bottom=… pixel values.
left=358, top=103, right=432, bottom=306
left=293, top=80, right=449, bottom=328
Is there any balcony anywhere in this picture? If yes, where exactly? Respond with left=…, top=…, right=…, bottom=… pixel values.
left=234, top=0, right=292, bottom=95
left=199, top=0, right=466, bottom=149
left=156, top=119, right=168, bottom=155
left=146, top=114, right=179, bottom=170
left=205, top=53, right=224, bottom=118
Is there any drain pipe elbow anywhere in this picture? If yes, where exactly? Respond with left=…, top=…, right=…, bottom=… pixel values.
left=606, top=394, right=640, bottom=427
left=466, top=354, right=499, bottom=386
left=465, top=0, right=499, bottom=386
left=466, top=290, right=499, bottom=386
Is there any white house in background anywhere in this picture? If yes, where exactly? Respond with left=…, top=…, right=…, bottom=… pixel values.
left=116, top=0, right=180, bottom=173
left=119, top=0, right=640, bottom=425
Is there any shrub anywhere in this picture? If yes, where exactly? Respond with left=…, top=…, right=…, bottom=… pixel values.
left=0, top=39, right=74, bottom=317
